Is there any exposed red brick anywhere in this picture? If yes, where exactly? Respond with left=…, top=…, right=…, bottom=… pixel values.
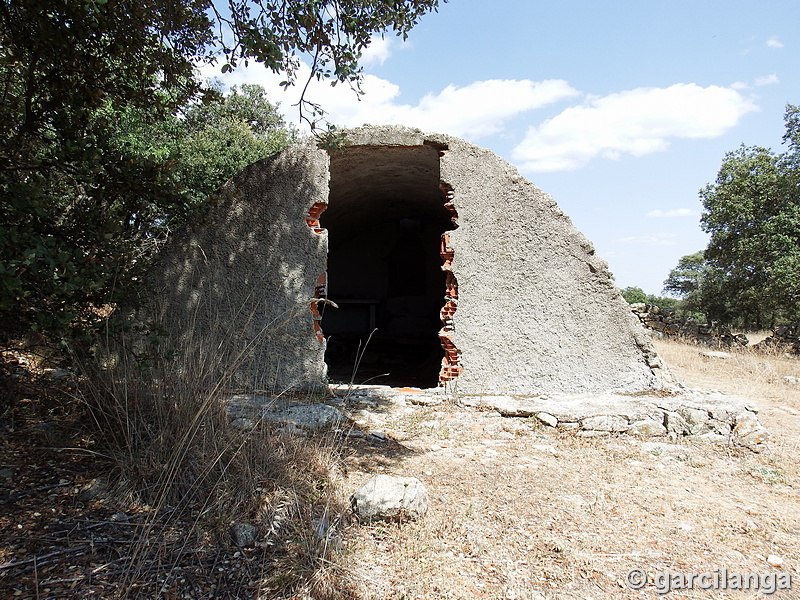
left=306, top=202, right=327, bottom=234
left=439, top=333, right=463, bottom=381
left=440, top=232, right=454, bottom=270
left=438, top=183, right=462, bottom=385
left=440, top=182, right=459, bottom=229
left=306, top=202, right=328, bottom=342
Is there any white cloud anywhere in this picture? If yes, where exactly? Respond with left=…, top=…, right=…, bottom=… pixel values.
left=199, top=60, right=579, bottom=139
left=512, top=83, right=759, bottom=172
left=767, top=37, right=784, bottom=49
left=614, top=233, right=678, bottom=246
left=378, top=79, right=580, bottom=139
left=647, top=208, right=700, bottom=218
left=755, top=73, right=780, bottom=86
left=360, top=35, right=394, bottom=67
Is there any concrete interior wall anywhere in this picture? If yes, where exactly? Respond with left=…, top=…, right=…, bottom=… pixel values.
left=320, top=145, right=454, bottom=388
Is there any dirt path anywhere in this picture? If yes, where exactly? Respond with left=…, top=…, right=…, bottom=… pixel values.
left=341, top=341, right=800, bottom=599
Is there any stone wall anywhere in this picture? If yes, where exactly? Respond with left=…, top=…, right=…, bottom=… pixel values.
left=754, top=324, right=800, bottom=354
left=629, top=303, right=748, bottom=347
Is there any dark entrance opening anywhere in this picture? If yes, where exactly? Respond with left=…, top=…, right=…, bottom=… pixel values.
left=320, top=144, right=453, bottom=388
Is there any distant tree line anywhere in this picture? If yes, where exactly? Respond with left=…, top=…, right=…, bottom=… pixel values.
left=623, top=105, right=800, bottom=330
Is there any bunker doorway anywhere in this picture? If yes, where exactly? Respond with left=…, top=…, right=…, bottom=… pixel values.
left=320, top=145, right=455, bottom=388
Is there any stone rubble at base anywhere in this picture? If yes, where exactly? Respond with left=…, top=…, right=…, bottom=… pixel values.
left=225, top=383, right=770, bottom=452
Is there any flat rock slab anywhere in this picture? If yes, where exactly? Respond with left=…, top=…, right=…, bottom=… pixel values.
left=456, top=389, right=768, bottom=449
left=227, top=386, right=769, bottom=451
left=702, top=351, right=734, bottom=359
left=330, top=384, right=449, bottom=416
left=227, top=395, right=346, bottom=430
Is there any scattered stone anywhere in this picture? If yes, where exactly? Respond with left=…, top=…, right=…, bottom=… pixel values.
left=577, top=430, right=611, bottom=438
left=783, top=376, right=800, bottom=387
left=367, top=431, right=388, bottom=443
left=702, top=351, right=733, bottom=359
left=0, top=467, right=14, bottom=481
left=629, top=419, right=667, bottom=436
left=230, top=417, right=257, bottom=430
left=536, top=412, right=558, bottom=427
left=230, top=523, right=259, bottom=547
left=77, top=477, right=107, bottom=502
left=767, top=554, right=784, bottom=567
left=110, top=511, right=130, bottom=522
left=530, top=444, right=558, bottom=456
left=351, top=474, right=429, bottom=522
left=663, top=411, right=690, bottom=435
left=695, top=432, right=728, bottom=443
left=734, top=412, right=770, bottom=451
left=407, top=394, right=443, bottom=406
left=457, top=396, right=483, bottom=408
left=733, top=412, right=763, bottom=437
left=480, top=396, right=538, bottom=417
left=277, top=423, right=307, bottom=437
left=312, top=518, right=343, bottom=551
left=580, top=415, right=629, bottom=432
left=678, top=408, right=711, bottom=435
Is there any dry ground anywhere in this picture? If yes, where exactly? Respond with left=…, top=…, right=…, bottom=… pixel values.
left=340, top=338, right=800, bottom=599
left=2, top=338, right=799, bottom=599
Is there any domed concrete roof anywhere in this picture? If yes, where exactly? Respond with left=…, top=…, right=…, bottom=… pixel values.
left=151, top=125, right=666, bottom=395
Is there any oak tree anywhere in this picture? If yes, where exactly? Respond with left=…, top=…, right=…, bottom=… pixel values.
left=1, top=0, right=442, bottom=346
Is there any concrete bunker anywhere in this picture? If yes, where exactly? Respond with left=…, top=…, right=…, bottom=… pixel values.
left=151, top=125, right=666, bottom=396
left=318, top=144, right=458, bottom=388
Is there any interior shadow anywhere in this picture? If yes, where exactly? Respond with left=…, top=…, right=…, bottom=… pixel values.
left=321, top=145, right=453, bottom=389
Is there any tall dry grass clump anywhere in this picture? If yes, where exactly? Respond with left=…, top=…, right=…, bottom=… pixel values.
left=75, top=323, right=356, bottom=599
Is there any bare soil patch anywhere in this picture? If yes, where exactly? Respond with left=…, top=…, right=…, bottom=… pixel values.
left=341, top=338, right=800, bottom=599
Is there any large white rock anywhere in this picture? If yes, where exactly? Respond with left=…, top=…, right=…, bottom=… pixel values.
left=351, top=474, right=428, bottom=522
left=629, top=418, right=667, bottom=436
left=264, top=403, right=346, bottom=430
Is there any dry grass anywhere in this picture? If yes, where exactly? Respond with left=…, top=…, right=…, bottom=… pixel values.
left=73, top=333, right=357, bottom=600
left=342, top=339, right=800, bottom=599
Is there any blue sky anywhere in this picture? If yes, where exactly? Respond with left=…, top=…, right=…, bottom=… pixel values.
left=202, top=0, right=799, bottom=295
